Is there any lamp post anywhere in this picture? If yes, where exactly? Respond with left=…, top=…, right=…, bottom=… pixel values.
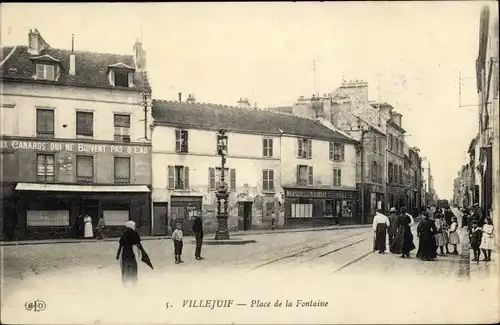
left=215, top=129, right=230, bottom=240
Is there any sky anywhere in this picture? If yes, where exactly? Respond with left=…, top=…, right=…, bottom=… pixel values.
left=1, top=2, right=494, bottom=200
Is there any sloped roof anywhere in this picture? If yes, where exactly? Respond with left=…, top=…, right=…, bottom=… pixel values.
left=1, top=45, right=150, bottom=91
left=264, top=106, right=293, bottom=114
left=153, top=100, right=358, bottom=143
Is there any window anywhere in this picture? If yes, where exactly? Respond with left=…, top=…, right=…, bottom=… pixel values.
left=168, top=165, right=190, bottom=190
left=263, top=138, right=273, bottom=157
left=114, top=114, right=131, bottom=142
left=394, top=165, right=399, bottom=184
left=388, top=134, right=393, bottom=151
left=291, top=203, right=313, bottom=218
left=35, top=64, right=55, bottom=81
left=333, top=143, right=345, bottom=161
left=114, top=69, right=130, bottom=87
left=373, top=138, right=377, bottom=153
left=372, top=161, right=378, bottom=182
left=298, top=138, right=312, bottom=159
left=388, top=163, right=393, bottom=183
left=395, top=138, right=399, bottom=153
left=263, top=169, right=275, bottom=191
left=297, top=165, right=313, bottom=186
left=76, top=155, right=94, bottom=183
left=333, top=168, right=342, bottom=186
left=208, top=167, right=235, bottom=191
left=175, top=129, right=189, bottom=153
left=36, top=108, right=54, bottom=138
left=37, top=154, right=55, bottom=182
left=103, top=210, right=129, bottom=226
left=27, top=210, right=69, bottom=226
left=114, top=157, right=130, bottom=183
left=76, top=111, right=93, bottom=138
left=398, top=165, right=403, bottom=185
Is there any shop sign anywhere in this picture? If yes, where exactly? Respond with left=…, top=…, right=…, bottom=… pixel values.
left=285, top=189, right=358, bottom=199
left=0, top=139, right=149, bottom=155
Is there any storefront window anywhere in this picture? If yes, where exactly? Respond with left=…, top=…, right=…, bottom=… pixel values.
left=291, top=198, right=313, bottom=218
left=26, top=210, right=69, bottom=226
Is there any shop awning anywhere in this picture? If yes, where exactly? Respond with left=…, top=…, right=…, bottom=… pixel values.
left=15, top=183, right=150, bottom=193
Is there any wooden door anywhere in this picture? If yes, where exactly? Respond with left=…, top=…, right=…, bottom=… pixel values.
left=153, top=202, right=168, bottom=235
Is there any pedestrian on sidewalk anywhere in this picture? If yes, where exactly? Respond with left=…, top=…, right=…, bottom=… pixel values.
left=416, top=212, right=438, bottom=261
left=391, top=210, right=416, bottom=258
left=387, top=207, right=399, bottom=253
left=434, top=214, right=449, bottom=256
left=372, top=208, right=390, bottom=254
left=83, top=214, right=93, bottom=239
left=270, top=213, right=276, bottom=231
left=95, top=216, right=106, bottom=240
left=192, top=211, right=204, bottom=260
left=116, top=220, right=143, bottom=286
left=447, top=216, right=460, bottom=255
left=480, top=217, right=494, bottom=262
left=172, top=222, right=184, bottom=264
left=444, top=207, right=455, bottom=227
left=470, top=219, right=482, bottom=262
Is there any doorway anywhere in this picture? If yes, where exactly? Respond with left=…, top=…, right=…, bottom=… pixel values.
left=242, top=202, right=252, bottom=231
left=82, top=199, right=99, bottom=226
left=153, top=202, right=168, bottom=235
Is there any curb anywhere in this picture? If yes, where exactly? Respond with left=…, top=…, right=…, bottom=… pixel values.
left=0, top=224, right=372, bottom=247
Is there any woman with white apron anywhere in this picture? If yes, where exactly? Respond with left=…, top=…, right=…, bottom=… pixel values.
left=84, top=214, right=94, bottom=238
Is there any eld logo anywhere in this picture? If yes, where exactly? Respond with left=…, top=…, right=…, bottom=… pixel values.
left=25, top=300, right=46, bottom=312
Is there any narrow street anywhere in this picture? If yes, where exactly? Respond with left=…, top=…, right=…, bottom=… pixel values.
left=2, top=215, right=496, bottom=324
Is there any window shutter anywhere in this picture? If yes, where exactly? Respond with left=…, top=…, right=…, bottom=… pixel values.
left=167, top=166, right=175, bottom=189
left=209, top=167, right=215, bottom=190
left=297, top=139, right=303, bottom=158
left=184, top=167, right=190, bottom=189
left=108, top=70, right=115, bottom=86
left=338, top=169, right=342, bottom=186
left=230, top=169, right=236, bottom=190
left=296, top=165, right=300, bottom=184
left=269, top=138, right=273, bottom=157
left=262, top=170, right=267, bottom=191
left=308, top=166, right=313, bottom=185
left=269, top=169, right=274, bottom=190
left=183, top=131, right=189, bottom=152
left=329, top=142, right=333, bottom=160
left=263, top=138, right=267, bottom=157
left=175, top=130, right=181, bottom=151
left=308, top=140, right=312, bottom=158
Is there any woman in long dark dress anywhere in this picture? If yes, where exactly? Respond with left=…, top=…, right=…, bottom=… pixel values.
left=391, top=212, right=416, bottom=258
left=416, top=213, right=438, bottom=261
left=116, top=220, right=143, bottom=285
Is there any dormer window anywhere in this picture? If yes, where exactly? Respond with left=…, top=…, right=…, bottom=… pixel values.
left=31, top=54, right=61, bottom=81
left=36, top=64, right=55, bottom=81
left=108, top=62, right=135, bottom=88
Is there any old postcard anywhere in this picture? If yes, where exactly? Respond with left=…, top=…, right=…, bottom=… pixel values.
left=1, top=2, right=499, bottom=324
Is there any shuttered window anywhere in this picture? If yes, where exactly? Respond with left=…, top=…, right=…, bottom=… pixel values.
left=114, top=157, right=130, bottom=183
left=168, top=165, right=190, bottom=190
left=175, top=129, right=189, bottom=152
left=333, top=168, right=342, bottom=187
left=36, top=109, right=54, bottom=138
left=263, top=138, right=273, bottom=157
left=298, top=138, right=312, bottom=159
left=37, top=154, right=55, bottom=182
left=263, top=169, right=274, bottom=191
left=76, top=155, right=94, bottom=183
left=76, top=111, right=94, bottom=137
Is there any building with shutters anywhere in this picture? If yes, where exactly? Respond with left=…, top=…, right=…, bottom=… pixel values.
left=0, top=29, right=152, bottom=240
left=150, top=97, right=358, bottom=235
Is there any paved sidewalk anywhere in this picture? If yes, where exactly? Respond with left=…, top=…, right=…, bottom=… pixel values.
left=0, top=224, right=371, bottom=246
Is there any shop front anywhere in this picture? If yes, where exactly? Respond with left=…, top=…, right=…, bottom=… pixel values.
left=386, top=185, right=406, bottom=211
left=14, top=183, right=151, bottom=240
left=283, top=186, right=359, bottom=227
left=169, top=195, right=203, bottom=236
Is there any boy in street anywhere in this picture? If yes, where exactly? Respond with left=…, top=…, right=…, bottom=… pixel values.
left=172, top=222, right=184, bottom=264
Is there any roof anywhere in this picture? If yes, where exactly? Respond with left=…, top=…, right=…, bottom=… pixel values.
left=1, top=45, right=150, bottom=91
left=264, top=106, right=293, bottom=114
left=152, top=100, right=358, bottom=143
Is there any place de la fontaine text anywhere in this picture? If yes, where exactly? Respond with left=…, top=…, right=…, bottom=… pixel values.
left=178, top=299, right=329, bottom=310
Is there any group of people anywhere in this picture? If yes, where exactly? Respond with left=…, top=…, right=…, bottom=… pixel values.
left=116, top=211, right=205, bottom=285
left=372, top=206, right=416, bottom=258
left=416, top=207, right=461, bottom=261
left=72, top=213, right=105, bottom=239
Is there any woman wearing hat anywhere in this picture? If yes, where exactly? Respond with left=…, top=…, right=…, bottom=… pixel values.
left=116, top=220, right=143, bottom=285
left=447, top=216, right=460, bottom=255
left=480, top=217, right=494, bottom=262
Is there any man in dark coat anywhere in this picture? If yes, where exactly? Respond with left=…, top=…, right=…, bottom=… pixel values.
left=444, top=207, right=455, bottom=226
left=387, top=207, right=399, bottom=253
left=192, top=211, right=204, bottom=260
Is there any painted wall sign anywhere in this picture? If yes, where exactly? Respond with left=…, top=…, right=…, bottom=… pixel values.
left=0, top=139, right=150, bottom=155
left=285, top=189, right=358, bottom=200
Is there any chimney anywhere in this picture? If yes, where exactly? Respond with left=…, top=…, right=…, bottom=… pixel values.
left=237, top=97, right=251, bottom=109
left=69, top=34, right=76, bottom=76
left=133, top=39, right=147, bottom=72
left=178, top=92, right=182, bottom=102
left=28, top=28, right=49, bottom=55
left=186, top=94, right=196, bottom=103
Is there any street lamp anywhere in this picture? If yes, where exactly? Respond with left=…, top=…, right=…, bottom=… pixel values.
left=215, top=129, right=230, bottom=240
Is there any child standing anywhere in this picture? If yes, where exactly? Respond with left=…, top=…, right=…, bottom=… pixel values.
left=480, top=217, right=494, bottom=262
left=434, top=214, right=447, bottom=256
left=172, top=222, right=184, bottom=264
left=470, top=220, right=482, bottom=262
left=447, top=216, right=460, bottom=255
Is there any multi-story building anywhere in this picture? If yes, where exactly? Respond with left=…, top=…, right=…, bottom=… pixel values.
left=0, top=29, right=152, bottom=240
left=475, top=5, right=499, bottom=233
left=150, top=98, right=359, bottom=235
left=376, top=103, right=407, bottom=210
left=408, top=146, right=423, bottom=215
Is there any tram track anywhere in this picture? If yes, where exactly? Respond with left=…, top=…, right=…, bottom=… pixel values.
left=249, top=229, right=372, bottom=271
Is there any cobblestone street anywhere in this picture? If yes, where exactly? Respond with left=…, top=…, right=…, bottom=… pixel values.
left=2, top=224, right=498, bottom=324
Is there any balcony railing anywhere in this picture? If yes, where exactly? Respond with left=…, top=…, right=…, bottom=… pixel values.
left=36, top=130, right=55, bottom=138
left=114, top=177, right=130, bottom=184
left=76, top=176, right=94, bottom=183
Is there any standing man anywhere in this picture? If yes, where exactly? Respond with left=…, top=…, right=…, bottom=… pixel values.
left=270, top=212, right=276, bottom=231
left=192, top=211, right=204, bottom=260
left=444, top=206, right=455, bottom=226
left=96, top=215, right=106, bottom=239
left=388, top=207, right=399, bottom=252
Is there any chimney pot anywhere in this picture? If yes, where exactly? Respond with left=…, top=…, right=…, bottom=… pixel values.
left=69, top=53, right=76, bottom=75
left=178, top=92, right=182, bottom=102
